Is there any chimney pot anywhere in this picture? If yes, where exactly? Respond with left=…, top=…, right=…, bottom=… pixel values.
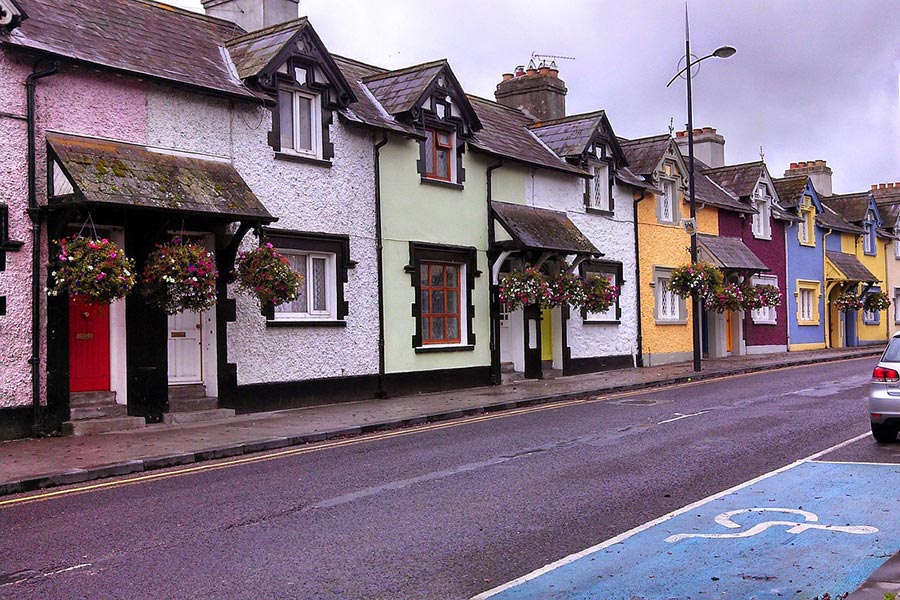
left=526, top=67, right=537, bottom=77
left=502, top=73, right=513, bottom=81
left=676, top=130, right=685, bottom=138
left=514, top=65, right=525, bottom=77
left=889, top=183, right=896, bottom=189
left=881, top=183, right=888, bottom=189
left=548, top=68, right=559, bottom=78
left=538, top=66, right=550, bottom=76
left=872, top=184, right=879, bottom=190
left=693, top=128, right=703, bottom=135
left=798, top=161, right=807, bottom=168
left=790, top=162, right=798, bottom=169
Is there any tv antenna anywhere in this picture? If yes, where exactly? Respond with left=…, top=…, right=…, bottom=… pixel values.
left=529, top=52, right=576, bottom=69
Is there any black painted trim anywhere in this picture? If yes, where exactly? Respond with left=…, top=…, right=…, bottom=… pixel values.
left=274, top=152, right=333, bottom=168
left=406, top=242, right=479, bottom=348
left=563, top=354, right=634, bottom=376
left=0, top=406, right=32, bottom=441
left=386, top=365, right=491, bottom=396
left=415, top=344, right=475, bottom=354
left=580, top=259, right=624, bottom=321
left=266, top=319, right=347, bottom=328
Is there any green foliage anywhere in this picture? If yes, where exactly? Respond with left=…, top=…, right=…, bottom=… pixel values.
left=48, top=235, right=135, bottom=304
left=140, top=238, right=218, bottom=315
left=235, top=243, right=303, bottom=307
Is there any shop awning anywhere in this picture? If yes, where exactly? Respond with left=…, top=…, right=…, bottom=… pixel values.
left=491, top=201, right=600, bottom=256
left=825, top=250, right=878, bottom=283
left=697, top=234, right=768, bottom=272
left=46, top=132, right=274, bottom=222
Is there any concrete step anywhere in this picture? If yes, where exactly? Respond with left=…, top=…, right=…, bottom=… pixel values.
left=168, top=397, right=218, bottom=413
left=70, top=391, right=117, bottom=407
left=70, top=403, right=127, bottom=420
left=500, top=362, right=517, bottom=374
left=162, top=408, right=235, bottom=425
left=168, top=384, right=207, bottom=400
left=501, top=371, right=525, bottom=384
left=62, top=416, right=146, bottom=436
left=542, top=368, right=564, bottom=380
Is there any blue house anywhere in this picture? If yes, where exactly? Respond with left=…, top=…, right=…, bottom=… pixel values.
left=774, top=176, right=826, bottom=350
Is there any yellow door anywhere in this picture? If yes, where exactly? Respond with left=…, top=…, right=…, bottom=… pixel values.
left=725, top=310, right=733, bottom=353
left=541, top=308, right=553, bottom=361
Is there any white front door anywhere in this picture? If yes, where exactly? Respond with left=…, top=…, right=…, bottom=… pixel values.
left=167, top=310, right=203, bottom=384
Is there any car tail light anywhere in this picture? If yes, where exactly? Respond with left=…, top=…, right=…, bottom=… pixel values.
left=873, top=366, right=900, bottom=382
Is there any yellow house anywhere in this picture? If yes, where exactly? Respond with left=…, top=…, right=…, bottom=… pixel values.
left=824, top=192, right=890, bottom=346
left=872, top=184, right=900, bottom=336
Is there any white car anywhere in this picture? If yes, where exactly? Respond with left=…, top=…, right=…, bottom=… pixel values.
left=870, top=333, right=900, bottom=442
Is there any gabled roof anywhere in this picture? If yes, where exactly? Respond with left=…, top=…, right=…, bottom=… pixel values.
left=694, top=170, right=754, bottom=214
left=826, top=192, right=874, bottom=224
left=826, top=250, right=878, bottom=283
left=1, top=0, right=258, bottom=101
left=619, top=135, right=672, bottom=177
left=697, top=234, right=768, bottom=271
left=224, top=18, right=355, bottom=104
left=816, top=205, right=865, bottom=234
left=0, top=0, right=26, bottom=30
left=875, top=201, right=900, bottom=228
left=467, top=96, right=587, bottom=177
left=492, top=201, right=599, bottom=256
left=47, top=131, right=273, bottom=221
left=528, top=110, right=625, bottom=165
left=703, top=161, right=767, bottom=199
left=772, top=176, right=811, bottom=209
left=331, top=56, right=421, bottom=138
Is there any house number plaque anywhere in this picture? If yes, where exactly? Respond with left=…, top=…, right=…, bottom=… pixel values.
left=171, top=331, right=186, bottom=338
left=75, top=333, right=93, bottom=340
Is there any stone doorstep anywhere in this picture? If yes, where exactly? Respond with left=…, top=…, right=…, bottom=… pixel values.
left=167, top=397, right=219, bottom=413
left=69, top=391, right=116, bottom=407
left=161, top=408, right=235, bottom=425
left=167, top=384, right=207, bottom=400
left=69, top=403, right=127, bottom=420
left=61, top=415, right=146, bottom=436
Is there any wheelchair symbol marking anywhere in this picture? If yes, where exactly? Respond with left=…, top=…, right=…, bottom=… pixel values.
left=665, top=507, right=878, bottom=543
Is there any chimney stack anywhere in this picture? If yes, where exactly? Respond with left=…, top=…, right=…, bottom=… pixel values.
left=784, top=160, right=833, bottom=197
left=495, top=60, right=567, bottom=122
left=202, top=0, right=299, bottom=32
left=674, top=127, right=726, bottom=168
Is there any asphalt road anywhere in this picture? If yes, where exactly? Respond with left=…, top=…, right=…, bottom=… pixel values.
left=0, top=357, right=887, bottom=600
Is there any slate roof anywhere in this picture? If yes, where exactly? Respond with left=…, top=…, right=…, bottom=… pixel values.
left=696, top=234, right=768, bottom=271
left=332, top=56, right=422, bottom=138
left=1, top=0, right=257, bottom=100
left=703, top=161, right=765, bottom=199
left=616, top=167, right=656, bottom=191
left=875, top=201, right=900, bottom=227
left=362, top=60, right=447, bottom=115
left=826, top=250, right=878, bottom=282
left=816, top=206, right=865, bottom=234
left=772, top=205, right=803, bottom=223
left=491, top=201, right=599, bottom=255
left=47, top=132, right=273, bottom=221
left=529, top=111, right=606, bottom=158
left=824, top=193, right=871, bottom=223
left=226, top=18, right=308, bottom=80
left=619, top=135, right=670, bottom=177
left=694, top=171, right=754, bottom=214
left=467, top=96, right=587, bottom=176
left=772, top=176, right=809, bottom=209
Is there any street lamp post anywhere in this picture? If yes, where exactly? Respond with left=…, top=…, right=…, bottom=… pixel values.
left=667, top=7, right=735, bottom=373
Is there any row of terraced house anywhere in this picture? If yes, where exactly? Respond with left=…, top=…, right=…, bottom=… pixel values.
left=0, top=0, right=897, bottom=440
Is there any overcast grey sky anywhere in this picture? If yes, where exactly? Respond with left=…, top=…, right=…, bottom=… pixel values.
left=166, top=0, right=900, bottom=194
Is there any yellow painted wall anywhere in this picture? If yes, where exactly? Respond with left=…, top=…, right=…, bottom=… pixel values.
left=843, top=231, right=889, bottom=342
left=636, top=172, right=718, bottom=363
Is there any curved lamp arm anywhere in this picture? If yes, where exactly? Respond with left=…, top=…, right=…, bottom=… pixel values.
left=666, top=46, right=736, bottom=88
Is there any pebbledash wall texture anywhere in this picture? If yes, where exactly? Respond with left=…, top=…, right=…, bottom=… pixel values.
left=0, top=53, right=149, bottom=412
left=145, top=87, right=380, bottom=387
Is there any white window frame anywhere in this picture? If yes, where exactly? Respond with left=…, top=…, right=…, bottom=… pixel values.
left=894, top=288, right=900, bottom=324
left=656, top=273, right=681, bottom=322
left=279, top=89, right=322, bottom=159
left=893, top=239, right=900, bottom=259
left=589, top=163, right=612, bottom=212
left=583, top=266, right=618, bottom=323
left=751, top=184, right=772, bottom=239
left=750, top=275, right=778, bottom=325
left=799, top=288, right=815, bottom=322
left=272, top=250, right=336, bottom=321
left=658, top=178, right=677, bottom=224
left=864, top=224, right=875, bottom=255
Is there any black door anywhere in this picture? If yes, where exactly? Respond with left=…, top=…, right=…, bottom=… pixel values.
left=523, top=304, right=542, bottom=379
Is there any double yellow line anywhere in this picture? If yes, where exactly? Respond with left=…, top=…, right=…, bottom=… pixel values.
left=1, top=356, right=870, bottom=508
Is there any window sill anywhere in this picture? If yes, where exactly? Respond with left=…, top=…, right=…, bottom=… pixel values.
left=586, top=207, right=614, bottom=217
left=583, top=319, right=620, bottom=325
left=266, top=319, right=347, bottom=328
left=420, top=177, right=464, bottom=191
left=799, top=241, right=816, bottom=248
left=655, top=318, right=687, bottom=325
left=751, top=320, right=777, bottom=326
left=655, top=220, right=681, bottom=228
left=798, top=321, right=821, bottom=326
left=752, top=234, right=772, bottom=241
left=274, top=152, right=332, bottom=168
left=415, top=344, right=475, bottom=354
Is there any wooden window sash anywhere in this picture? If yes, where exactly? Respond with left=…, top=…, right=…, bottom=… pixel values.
left=421, top=261, right=461, bottom=344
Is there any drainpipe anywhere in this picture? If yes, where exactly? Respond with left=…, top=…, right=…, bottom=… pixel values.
left=373, top=132, right=388, bottom=398
left=486, top=160, right=503, bottom=385
left=785, top=221, right=792, bottom=350
left=632, top=189, right=646, bottom=367
left=26, top=61, right=59, bottom=435
left=822, top=228, right=832, bottom=348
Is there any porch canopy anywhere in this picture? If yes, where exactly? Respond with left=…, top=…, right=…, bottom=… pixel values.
left=46, top=132, right=273, bottom=222
left=697, top=234, right=768, bottom=272
left=825, top=250, right=878, bottom=283
left=491, top=200, right=600, bottom=257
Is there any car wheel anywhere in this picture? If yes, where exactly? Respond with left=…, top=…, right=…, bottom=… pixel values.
left=871, top=424, right=899, bottom=443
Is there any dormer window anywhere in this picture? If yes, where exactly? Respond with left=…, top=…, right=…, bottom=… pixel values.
left=864, top=221, right=876, bottom=255
left=588, top=163, right=611, bottom=212
left=752, top=183, right=772, bottom=239
left=278, top=89, right=322, bottom=158
left=798, top=196, right=814, bottom=246
left=425, top=128, right=454, bottom=181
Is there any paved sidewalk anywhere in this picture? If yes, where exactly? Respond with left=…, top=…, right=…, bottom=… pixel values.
left=0, top=345, right=881, bottom=497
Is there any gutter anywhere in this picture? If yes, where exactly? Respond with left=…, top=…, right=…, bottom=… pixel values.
left=26, top=60, right=58, bottom=435
left=632, top=188, right=646, bottom=367
left=373, top=132, right=388, bottom=397
left=486, top=160, right=503, bottom=385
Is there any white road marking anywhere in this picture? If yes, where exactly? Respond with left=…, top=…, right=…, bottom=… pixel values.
left=657, top=410, right=709, bottom=425
left=471, top=431, right=871, bottom=600
left=1, top=563, right=92, bottom=587
left=664, top=507, right=878, bottom=543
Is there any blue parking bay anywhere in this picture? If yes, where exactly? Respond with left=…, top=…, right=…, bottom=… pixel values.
left=482, top=461, right=900, bottom=600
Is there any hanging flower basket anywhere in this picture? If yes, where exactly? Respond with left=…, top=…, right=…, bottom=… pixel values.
left=499, top=266, right=551, bottom=310
left=705, top=283, right=744, bottom=313
left=739, top=282, right=765, bottom=311
left=546, top=271, right=585, bottom=308
left=581, top=276, right=620, bottom=313
left=235, top=242, right=303, bottom=307
left=833, top=290, right=863, bottom=312
left=47, top=234, right=136, bottom=304
left=863, top=291, right=892, bottom=312
left=140, top=238, right=218, bottom=315
left=755, top=284, right=782, bottom=308
left=668, top=262, right=724, bottom=299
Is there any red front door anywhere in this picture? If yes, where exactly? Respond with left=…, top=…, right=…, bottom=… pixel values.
left=68, top=296, right=111, bottom=392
